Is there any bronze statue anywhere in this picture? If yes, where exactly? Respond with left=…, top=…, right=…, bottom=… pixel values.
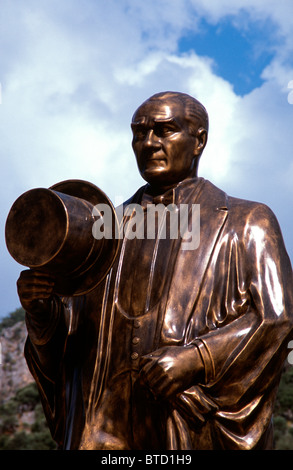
left=7, top=91, right=293, bottom=450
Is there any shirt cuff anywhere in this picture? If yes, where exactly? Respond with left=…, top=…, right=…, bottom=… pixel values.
left=194, top=338, right=215, bottom=384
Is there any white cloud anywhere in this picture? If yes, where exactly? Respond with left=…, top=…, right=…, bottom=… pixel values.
left=190, top=0, right=293, bottom=31
left=0, top=0, right=293, bottom=317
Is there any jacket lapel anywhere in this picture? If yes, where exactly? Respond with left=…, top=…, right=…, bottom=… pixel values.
left=160, top=179, right=228, bottom=344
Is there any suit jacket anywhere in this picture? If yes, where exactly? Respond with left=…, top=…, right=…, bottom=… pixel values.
left=24, top=178, right=293, bottom=450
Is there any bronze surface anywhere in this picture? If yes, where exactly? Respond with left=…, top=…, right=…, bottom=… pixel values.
left=8, top=91, right=293, bottom=450
left=6, top=179, right=120, bottom=296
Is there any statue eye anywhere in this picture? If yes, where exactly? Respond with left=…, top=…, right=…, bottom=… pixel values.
left=154, top=123, right=177, bottom=137
left=132, top=125, right=148, bottom=140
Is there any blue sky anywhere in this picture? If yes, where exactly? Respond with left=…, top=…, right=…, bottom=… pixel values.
left=0, top=0, right=293, bottom=318
left=179, top=16, right=279, bottom=95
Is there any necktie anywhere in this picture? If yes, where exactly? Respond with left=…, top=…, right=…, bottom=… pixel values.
left=140, top=188, right=175, bottom=208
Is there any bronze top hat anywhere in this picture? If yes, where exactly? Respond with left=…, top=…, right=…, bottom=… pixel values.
left=5, top=179, right=120, bottom=296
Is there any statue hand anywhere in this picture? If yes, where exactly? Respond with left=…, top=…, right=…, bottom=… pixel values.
left=17, top=269, right=55, bottom=314
left=139, top=345, right=204, bottom=400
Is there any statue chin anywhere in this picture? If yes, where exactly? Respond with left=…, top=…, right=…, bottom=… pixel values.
left=140, top=169, right=180, bottom=189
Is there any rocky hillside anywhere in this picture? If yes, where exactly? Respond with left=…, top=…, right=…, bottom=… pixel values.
left=0, top=308, right=56, bottom=449
left=0, top=319, right=33, bottom=401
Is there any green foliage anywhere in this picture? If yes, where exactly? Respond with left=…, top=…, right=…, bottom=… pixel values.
left=274, top=422, right=293, bottom=450
left=0, top=307, right=56, bottom=450
left=0, top=430, right=56, bottom=450
left=273, top=365, right=293, bottom=450
left=15, top=382, right=40, bottom=408
left=0, top=398, right=18, bottom=433
left=0, top=382, right=56, bottom=450
left=0, top=307, right=25, bottom=332
left=275, top=366, right=293, bottom=412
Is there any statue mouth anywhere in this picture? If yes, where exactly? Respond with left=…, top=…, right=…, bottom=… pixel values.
left=143, top=151, right=167, bottom=164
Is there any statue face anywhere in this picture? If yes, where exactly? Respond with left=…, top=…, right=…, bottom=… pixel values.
left=131, top=98, right=200, bottom=188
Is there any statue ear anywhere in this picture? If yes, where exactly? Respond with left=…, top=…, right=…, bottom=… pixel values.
left=194, top=127, right=207, bottom=156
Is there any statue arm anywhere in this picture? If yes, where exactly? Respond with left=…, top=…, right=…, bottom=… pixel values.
left=24, top=295, right=68, bottom=381
left=24, top=294, right=85, bottom=447
left=169, top=203, right=293, bottom=444
left=195, top=205, right=293, bottom=395
left=24, top=292, right=85, bottom=379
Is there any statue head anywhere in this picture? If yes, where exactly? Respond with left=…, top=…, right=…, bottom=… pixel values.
left=131, top=91, right=208, bottom=189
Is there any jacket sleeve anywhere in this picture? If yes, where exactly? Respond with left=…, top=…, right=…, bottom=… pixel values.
left=194, top=203, right=293, bottom=397
left=172, top=202, right=293, bottom=449
left=24, top=295, right=84, bottom=446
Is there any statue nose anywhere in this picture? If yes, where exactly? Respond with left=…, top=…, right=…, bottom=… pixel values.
left=144, top=129, right=161, bottom=148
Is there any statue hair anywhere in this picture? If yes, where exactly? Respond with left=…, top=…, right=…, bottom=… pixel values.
left=146, top=91, right=209, bottom=136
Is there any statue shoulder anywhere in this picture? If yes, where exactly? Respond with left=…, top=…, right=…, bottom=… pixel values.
left=225, top=194, right=284, bottom=246
left=227, top=194, right=278, bottom=223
